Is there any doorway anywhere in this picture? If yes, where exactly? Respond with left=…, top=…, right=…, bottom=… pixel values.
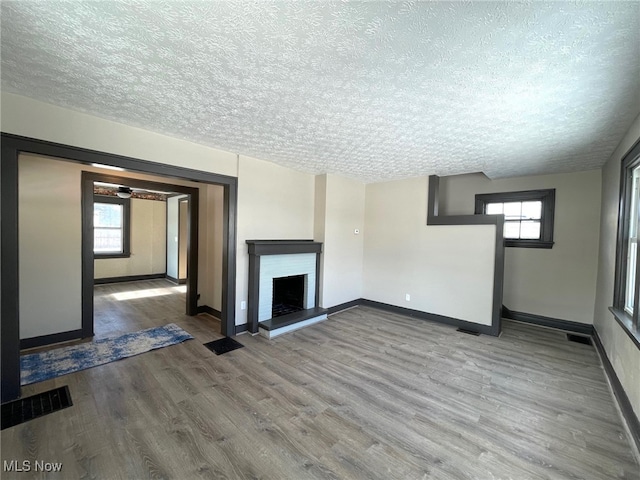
left=90, top=178, right=194, bottom=337
left=1, top=133, right=238, bottom=403
left=82, top=171, right=201, bottom=339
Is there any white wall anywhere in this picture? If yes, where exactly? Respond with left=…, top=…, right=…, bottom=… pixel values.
left=594, top=113, right=640, bottom=419
left=363, top=177, right=497, bottom=326
left=94, top=198, right=167, bottom=279
left=314, top=174, right=365, bottom=308
left=235, top=154, right=315, bottom=326
left=18, top=155, right=83, bottom=338
left=439, top=170, right=602, bottom=324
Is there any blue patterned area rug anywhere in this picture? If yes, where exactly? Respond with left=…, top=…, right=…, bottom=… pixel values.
left=21, top=323, right=193, bottom=386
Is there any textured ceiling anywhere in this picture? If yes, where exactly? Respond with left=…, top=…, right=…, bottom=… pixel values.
left=2, top=1, right=639, bottom=182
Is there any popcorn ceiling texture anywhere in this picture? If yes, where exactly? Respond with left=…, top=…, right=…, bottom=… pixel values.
left=2, top=1, right=639, bottom=182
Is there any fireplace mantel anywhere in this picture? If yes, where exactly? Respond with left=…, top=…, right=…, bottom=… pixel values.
left=246, top=240, right=322, bottom=256
left=246, top=240, right=324, bottom=335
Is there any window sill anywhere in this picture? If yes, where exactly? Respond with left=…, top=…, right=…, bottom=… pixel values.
left=609, top=307, right=640, bottom=350
left=94, top=253, right=131, bottom=259
left=505, top=240, right=554, bottom=249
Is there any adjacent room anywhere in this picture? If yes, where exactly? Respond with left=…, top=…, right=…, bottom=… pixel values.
left=1, top=2, right=639, bottom=479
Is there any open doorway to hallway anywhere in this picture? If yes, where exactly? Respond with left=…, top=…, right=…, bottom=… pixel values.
left=89, top=180, right=221, bottom=337
left=3, top=134, right=238, bottom=403
left=15, top=153, right=228, bottom=352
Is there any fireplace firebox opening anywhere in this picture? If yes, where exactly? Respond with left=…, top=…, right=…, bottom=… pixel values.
left=272, top=274, right=306, bottom=318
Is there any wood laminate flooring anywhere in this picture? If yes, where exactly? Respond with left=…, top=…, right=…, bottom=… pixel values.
left=3, top=288, right=638, bottom=479
left=93, top=279, right=221, bottom=338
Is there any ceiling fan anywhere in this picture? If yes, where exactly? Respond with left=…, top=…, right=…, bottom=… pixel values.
left=94, top=181, right=177, bottom=197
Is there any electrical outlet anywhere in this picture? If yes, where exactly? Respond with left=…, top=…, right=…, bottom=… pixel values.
left=405, top=294, right=411, bottom=301
left=241, top=301, right=247, bottom=310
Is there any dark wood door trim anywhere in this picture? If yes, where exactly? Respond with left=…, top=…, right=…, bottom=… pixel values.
left=1, top=132, right=238, bottom=403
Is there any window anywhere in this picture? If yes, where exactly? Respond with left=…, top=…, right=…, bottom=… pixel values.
left=475, top=189, right=555, bottom=248
left=613, top=140, right=640, bottom=343
left=93, top=195, right=130, bottom=258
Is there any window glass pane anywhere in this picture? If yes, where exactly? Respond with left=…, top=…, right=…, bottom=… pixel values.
left=486, top=203, right=503, bottom=215
left=626, top=240, right=637, bottom=314
left=94, top=203, right=122, bottom=228
left=94, top=228, right=123, bottom=253
left=520, top=221, right=541, bottom=239
left=521, top=201, right=542, bottom=220
left=504, top=221, right=521, bottom=239
left=629, top=168, right=640, bottom=238
left=503, top=202, right=522, bottom=220
left=625, top=167, right=640, bottom=314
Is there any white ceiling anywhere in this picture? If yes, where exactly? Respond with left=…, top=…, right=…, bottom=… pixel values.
left=2, top=1, right=639, bottom=182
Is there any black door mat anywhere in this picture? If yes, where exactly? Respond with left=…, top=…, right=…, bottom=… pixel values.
left=1, top=386, right=72, bottom=430
left=204, top=337, right=244, bottom=355
left=567, top=334, right=593, bottom=346
left=457, top=328, right=480, bottom=336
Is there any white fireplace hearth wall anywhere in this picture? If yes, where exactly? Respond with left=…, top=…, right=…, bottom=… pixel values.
left=258, top=253, right=316, bottom=321
left=246, top=240, right=326, bottom=336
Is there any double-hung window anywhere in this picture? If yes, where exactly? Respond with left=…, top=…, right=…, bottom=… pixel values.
left=613, top=140, right=640, bottom=345
left=93, top=195, right=130, bottom=258
left=475, top=189, right=555, bottom=248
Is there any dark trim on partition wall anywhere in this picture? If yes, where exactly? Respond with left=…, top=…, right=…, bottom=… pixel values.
left=593, top=327, right=640, bottom=453
left=235, top=323, right=248, bottom=335
left=1, top=132, right=238, bottom=402
left=20, top=329, right=84, bottom=350
left=94, top=273, right=167, bottom=285
left=83, top=171, right=200, bottom=335
left=501, top=306, right=594, bottom=336
left=427, top=175, right=505, bottom=337
left=1, top=142, right=21, bottom=403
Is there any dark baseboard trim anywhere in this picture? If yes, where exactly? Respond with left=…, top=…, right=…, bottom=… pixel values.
left=165, top=275, right=187, bottom=285
left=360, top=299, right=494, bottom=335
left=502, top=307, right=594, bottom=335
left=20, top=329, right=84, bottom=350
left=593, top=327, right=640, bottom=453
left=94, top=273, right=167, bottom=285
left=197, top=305, right=222, bottom=318
left=324, top=298, right=494, bottom=335
left=235, top=324, right=248, bottom=335
left=327, top=299, right=362, bottom=315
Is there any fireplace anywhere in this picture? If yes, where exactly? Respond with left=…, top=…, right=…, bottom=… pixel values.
left=246, top=240, right=327, bottom=337
left=272, top=275, right=306, bottom=318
